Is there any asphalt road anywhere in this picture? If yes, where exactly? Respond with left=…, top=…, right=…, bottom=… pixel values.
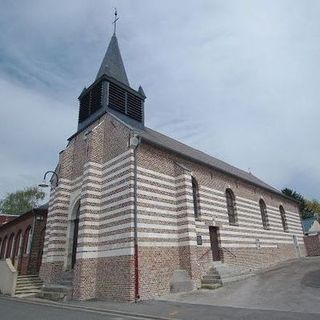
left=0, top=295, right=319, bottom=320
left=0, top=297, right=154, bottom=320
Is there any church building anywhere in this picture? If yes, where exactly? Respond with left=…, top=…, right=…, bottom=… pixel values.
left=40, top=27, right=305, bottom=301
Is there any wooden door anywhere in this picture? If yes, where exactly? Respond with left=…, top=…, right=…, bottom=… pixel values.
left=71, top=218, right=79, bottom=269
left=209, top=226, right=221, bottom=261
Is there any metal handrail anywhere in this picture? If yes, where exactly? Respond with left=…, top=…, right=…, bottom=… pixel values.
left=221, top=246, right=236, bottom=258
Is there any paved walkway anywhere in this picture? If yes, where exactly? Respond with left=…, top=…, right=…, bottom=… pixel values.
left=158, top=257, right=320, bottom=314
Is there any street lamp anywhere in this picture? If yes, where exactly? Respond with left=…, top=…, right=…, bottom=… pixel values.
left=39, top=171, right=59, bottom=188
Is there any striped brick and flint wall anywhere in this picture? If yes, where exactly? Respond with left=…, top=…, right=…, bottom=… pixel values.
left=40, top=113, right=306, bottom=301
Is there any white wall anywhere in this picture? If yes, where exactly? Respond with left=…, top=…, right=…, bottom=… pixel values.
left=0, top=259, right=17, bottom=296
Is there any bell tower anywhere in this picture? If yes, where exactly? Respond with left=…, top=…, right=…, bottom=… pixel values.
left=77, top=20, right=146, bottom=131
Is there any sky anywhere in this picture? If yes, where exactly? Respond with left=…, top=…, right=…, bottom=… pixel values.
left=0, top=0, right=319, bottom=201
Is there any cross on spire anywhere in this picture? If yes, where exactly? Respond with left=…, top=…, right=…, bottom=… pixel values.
left=112, top=8, right=119, bottom=35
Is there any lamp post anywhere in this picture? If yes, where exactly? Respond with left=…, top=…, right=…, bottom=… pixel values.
left=38, top=171, right=59, bottom=188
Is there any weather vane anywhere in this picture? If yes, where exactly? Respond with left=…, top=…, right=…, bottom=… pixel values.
left=112, top=8, right=119, bottom=35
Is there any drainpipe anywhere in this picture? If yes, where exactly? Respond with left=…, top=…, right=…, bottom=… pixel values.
left=129, top=133, right=141, bottom=302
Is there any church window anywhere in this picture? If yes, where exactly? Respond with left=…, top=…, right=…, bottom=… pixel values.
left=23, top=226, right=32, bottom=254
left=259, top=199, right=269, bottom=229
left=226, top=188, right=237, bottom=225
left=192, top=177, right=200, bottom=219
left=6, top=233, right=14, bottom=258
left=279, top=205, right=288, bottom=232
left=0, top=236, right=7, bottom=258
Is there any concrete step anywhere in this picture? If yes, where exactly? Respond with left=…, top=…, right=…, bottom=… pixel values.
left=16, top=283, right=43, bottom=289
left=201, top=263, right=255, bottom=290
left=15, top=289, right=42, bottom=295
left=201, top=278, right=222, bottom=285
left=14, top=293, right=39, bottom=298
left=201, top=283, right=222, bottom=290
left=16, top=279, right=43, bottom=284
left=39, top=284, right=73, bottom=302
left=42, top=284, right=72, bottom=293
left=221, top=273, right=254, bottom=284
left=17, top=275, right=39, bottom=279
left=202, top=275, right=221, bottom=281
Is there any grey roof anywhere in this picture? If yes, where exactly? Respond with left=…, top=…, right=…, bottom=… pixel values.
left=96, top=34, right=129, bottom=86
left=139, top=127, right=281, bottom=195
left=36, top=203, right=49, bottom=210
left=302, top=217, right=316, bottom=234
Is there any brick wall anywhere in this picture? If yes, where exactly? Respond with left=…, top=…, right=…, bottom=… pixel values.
left=40, top=111, right=306, bottom=302
left=304, top=235, right=320, bottom=256
left=40, top=114, right=136, bottom=301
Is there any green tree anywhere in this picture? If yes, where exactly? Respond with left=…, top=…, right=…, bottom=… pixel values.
left=0, top=187, right=45, bottom=215
left=281, top=188, right=314, bottom=219
left=306, top=199, right=320, bottom=217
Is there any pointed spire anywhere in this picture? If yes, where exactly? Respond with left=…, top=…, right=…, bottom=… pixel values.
left=138, top=85, right=146, bottom=98
left=96, top=34, right=130, bottom=86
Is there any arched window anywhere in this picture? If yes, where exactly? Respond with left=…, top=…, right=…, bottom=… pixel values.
left=0, top=236, right=7, bottom=258
left=279, top=205, right=288, bottom=232
left=13, top=231, right=22, bottom=258
left=192, top=177, right=200, bottom=219
left=6, top=233, right=15, bottom=258
left=259, top=199, right=269, bottom=229
left=226, top=188, right=237, bottom=225
left=23, top=226, right=32, bottom=255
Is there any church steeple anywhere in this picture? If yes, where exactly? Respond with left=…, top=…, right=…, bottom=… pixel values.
left=95, top=34, right=129, bottom=86
left=77, top=18, right=146, bottom=132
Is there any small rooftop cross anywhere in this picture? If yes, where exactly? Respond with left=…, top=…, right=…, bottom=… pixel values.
left=112, top=8, right=119, bottom=35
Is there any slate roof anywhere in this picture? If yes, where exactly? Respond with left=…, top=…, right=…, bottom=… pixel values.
left=302, top=218, right=315, bottom=234
left=139, top=126, right=282, bottom=195
left=96, top=34, right=129, bottom=86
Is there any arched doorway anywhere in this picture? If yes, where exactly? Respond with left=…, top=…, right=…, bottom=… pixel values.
left=67, top=200, right=81, bottom=270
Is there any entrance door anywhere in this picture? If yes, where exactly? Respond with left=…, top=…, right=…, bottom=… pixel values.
left=209, top=226, right=221, bottom=261
left=71, top=217, right=79, bottom=269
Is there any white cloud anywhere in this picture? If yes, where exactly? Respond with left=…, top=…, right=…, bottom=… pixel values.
left=0, top=0, right=319, bottom=200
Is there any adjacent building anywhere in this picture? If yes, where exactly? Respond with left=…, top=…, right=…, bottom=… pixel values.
left=0, top=205, right=47, bottom=275
left=40, top=30, right=305, bottom=301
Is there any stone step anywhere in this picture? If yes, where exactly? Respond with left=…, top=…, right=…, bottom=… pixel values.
left=221, top=273, right=254, bottom=284
left=202, top=275, right=221, bottom=281
left=42, top=284, right=72, bottom=293
left=38, top=291, right=67, bottom=301
left=201, top=283, right=222, bottom=290
left=14, top=293, right=39, bottom=298
left=201, top=263, right=255, bottom=291
left=201, top=278, right=222, bottom=285
left=17, top=275, right=39, bottom=279
left=15, top=288, right=42, bottom=294
left=39, top=284, right=73, bottom=302
left=16, top=279, right=43, bottom=284
left=16, top=285, right=42, bottom=292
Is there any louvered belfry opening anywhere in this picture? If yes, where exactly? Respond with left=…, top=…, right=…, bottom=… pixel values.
left=78, top=81, right=103, bottom=123
left=108, top=82, right=143, bottom=123
left=78, top=77, right=144, bottom=129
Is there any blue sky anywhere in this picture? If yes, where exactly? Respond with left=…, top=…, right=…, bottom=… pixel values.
left=0, top=0, right=319, bottom=201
